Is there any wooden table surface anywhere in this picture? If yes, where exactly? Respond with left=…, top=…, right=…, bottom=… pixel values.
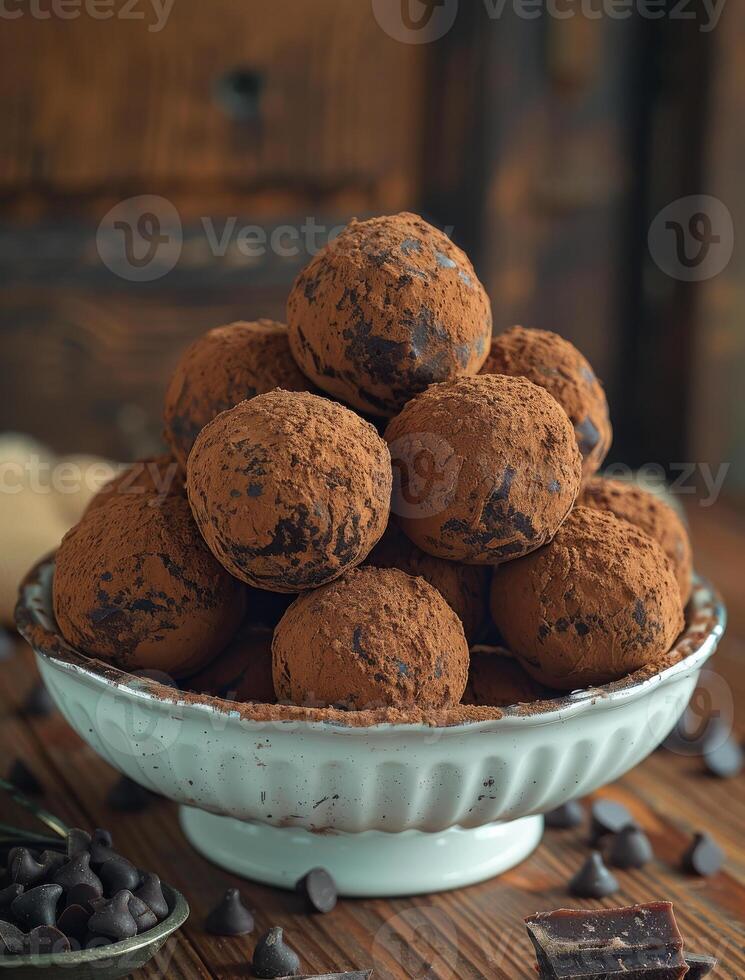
left=1, top=501, right=744, bottom=979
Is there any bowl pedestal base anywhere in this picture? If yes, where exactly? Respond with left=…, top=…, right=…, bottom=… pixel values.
left=179, top=806, right=544, bottom=897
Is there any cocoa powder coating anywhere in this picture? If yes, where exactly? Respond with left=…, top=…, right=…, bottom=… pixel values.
left=463, top=647, right=556, bottom=707
left=580, top=477, right=693, bottom=605
left=365, top=522, right=489, bottom=641
left=490, top=507, right=685, bottom=689
left=53, top=486, right=246, bottom=678
left=384, top=374, right=582, bottom=563
left=186, top=390, right=392, bottom=592
left=163, top=321, right=312, bottom=470
left=480, top=326, right=612, bottom=480
left=287, top=212, right=492, bottom=417
left=272, top=566, right=469, bottom=710
left=84, top=455, right=182, bottom=515
left=187, top=623, right=275, bottom=704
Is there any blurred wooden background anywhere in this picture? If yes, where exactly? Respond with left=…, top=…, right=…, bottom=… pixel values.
left=0, top=0, right=743, bottom=502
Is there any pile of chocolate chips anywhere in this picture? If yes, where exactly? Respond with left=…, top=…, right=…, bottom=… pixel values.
left=0, top=827, right=169, bottom=956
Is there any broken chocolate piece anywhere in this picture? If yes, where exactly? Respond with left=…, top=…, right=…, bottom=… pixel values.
left=133, top=872, right=168, bottom=921
left=98, top=855, right=140, bottom=895
left=681, top=833, right=724, bottom=877
left=684, top=953, right=718, bottom=979
left=525, top=902, right=688, bottom=979
left=106, top=775, right=154, bottom=813
left=297, top=868, right=337, bottom=914
left=545, top=801, right=584, bottom=830
left=22, top=682, right=55, bottom=717
left=252, top=926, right=301, bottom=978
left=569, top=852, right=619, bottom=899
left=589, top=799, right=633, bottom=844
left=7, top=758, right=42, bottom=796
left=10, top=883, right=63, bottom=930
left=88, top=890, right=138, bottom=941
left=609, top=825, right=654, bottom=869
left=205, top=887, right=254, bottom=936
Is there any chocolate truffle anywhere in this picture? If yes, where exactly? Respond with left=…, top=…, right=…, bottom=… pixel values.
left=54, top=485, right=245, bottom=677
left=272, top=567, right=469, bottom=710
left=480, top=326, right=612, bottom=479
left=365, top=522, right=489, bottom=641
left=164, top=320, right=312, bottom=470
left=287, top=212, right=492, bottom=417
left=463, top=647, right=554, bottom=706
left=490, top=507, right=684, bottom=689
left=187, top=390, right=392, bottom=592
left=580, top=477, right=693, bottom=605
left=84, top=455, right=182, bottom=515
left=187, top=623, right=275, bottom=704
left=384, top=375, right=582, bottom=563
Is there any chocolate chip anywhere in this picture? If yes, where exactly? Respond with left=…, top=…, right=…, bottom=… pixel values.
left=22, top=682, right=55, bottom=717
left=8, top=847, right=47, bottom=887
left=685, top=953, right=718, bottom=979
left=133, top=873, right=168, bottom=921
left=128, top=893, right=158, bottom=934
left=0, top=919, right=25, bottom=955
left=52, top=853, right=103, bottom=896
left=544, top=800, right=584, bottom=829
left=589, top=799, right=633, bottom=844
left=25, top=924, right=71, bottom=955
left=569, top=852, right=619, bottom=898
left=681, top=833, right=724, bottom=877
left=56, top=903, right=92, bottom=941
left=66, top=828, right=92, bottom=859
left=0, top=883, right=23, bottom=915
left=98, top=856, right=141, bottom=896
left=7, top=758, right=42, bottom=796
left=252, top=926, right=301, bottom=978
left=88, top=890, right=138, bottom=941
left=38, top=850, right=66, bottom=879
left=10, top=883, right=63, bottom=929
left=63, top=882, right=102, bottom=911
left=297, top=868, right=337, bottom=914
left=106, top=775, right=154, bottom=812
left=93, top=828, right=113, bottom=848
left=704, top=737, right=744, bottom=778
left=205, top=887, right=254, bottom=936
left=608, top=825, right=654, bottom=869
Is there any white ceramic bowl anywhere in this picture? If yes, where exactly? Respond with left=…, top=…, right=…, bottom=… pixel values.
left=17, top=559, right=725, bottom=896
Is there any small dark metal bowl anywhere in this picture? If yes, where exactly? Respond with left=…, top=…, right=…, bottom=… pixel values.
left=0, top=883, right=189, bottom=980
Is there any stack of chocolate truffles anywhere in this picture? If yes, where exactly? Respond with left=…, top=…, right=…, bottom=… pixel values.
left=52, top=211, right=691, bottom=719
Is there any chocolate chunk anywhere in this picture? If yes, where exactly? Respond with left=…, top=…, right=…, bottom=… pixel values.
left=0, top=919, right=25, bottom=955
left=704, top=736, right=744, bottom=778
left=106, top=775, right=154, bottom=812
left=7, top=758, right=42, bottom=795
left=24, top=924, right=71, bottom=955
left=0, top=883, right=23, bottom=915
left=569, top=852, right=619, bottom=898
left=252, top=926, right=301, bottom=978
left=66, top=828, right=92, bottom=858
left=63, top=882, right=102, bottom=911
left=297, top=868, right=337, bottom=914
left=681, top=833, right=724, bottom=877
left=685, top=953, right=718, bottom=979
left=133, top=872, right=168, bottom=921
left=8, top=848, right=47, bottom=887
left=98, top=856, right=141, bottom=896
left=56, top=903, right=92, bottom=941
left=22, top=681, right=55, bottom=717
left=128, top=893, right=158, bottom=934
left=545, top=801, right=584, bottom=830
left=525, top=902, right=688, bottom=978
left=589, top=799, right=633, bottom=844
left=609, top=825, right=654, bottom=869
left=10, top=883, right=63, bottom=929
left=205, top=887, right=254, bottom=936
left=88, top=890, right=138, bottom=941
left=52, top=853, right=103, bottom=896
